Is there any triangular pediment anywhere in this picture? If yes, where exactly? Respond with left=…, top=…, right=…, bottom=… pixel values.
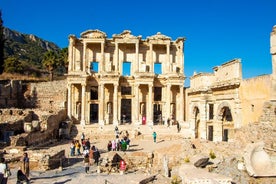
left=147, top=32, right=171, bottom=41
left=112, top=30, right=141, bottom=39
left=80, top=29, right=107, bottom=39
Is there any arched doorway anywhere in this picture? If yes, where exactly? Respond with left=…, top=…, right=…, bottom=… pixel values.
left=218, top=103, right=233, bottom=142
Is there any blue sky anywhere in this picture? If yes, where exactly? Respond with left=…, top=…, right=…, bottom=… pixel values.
left=1, top=0, right=276, bottom=86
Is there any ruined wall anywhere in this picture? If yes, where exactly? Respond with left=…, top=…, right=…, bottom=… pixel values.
left=240, top=75, right=271, bottom=126
left=0, top=80, right=24, bottom=108
left=30, top=80, right=67, bottom=112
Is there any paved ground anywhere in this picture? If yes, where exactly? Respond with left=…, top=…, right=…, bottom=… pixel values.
left=6, top=134, right=176, bottom=184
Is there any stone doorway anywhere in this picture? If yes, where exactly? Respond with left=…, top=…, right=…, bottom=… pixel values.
left=90, top=104, right=98, bottom=123
left=153, top=104, right=162, bottom=125
left=208, top=125, right=213, bottom=141
left=121, top=99, right=132, bottom=124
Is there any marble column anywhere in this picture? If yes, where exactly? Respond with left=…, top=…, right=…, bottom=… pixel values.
left=149, top=43, right=153, bottom=72
left=179, top=85, right=184, bottom=123
left=115, top=42, right=119, bottom=72
left=166, top=43, right=170, bottom=73
left=166, top=84, right=171, bottom=120
left=99, top=83, right=105, bottom=126
left=80, top=83, right=86, bottom=126
left=82, top=42, right=87, bottom=72
left=101, top=42, right=105, bottom=72
left=148, top=84, right=153, bottom=125
left=113, top=84, right=119, bottom=125
left=67, top=84, right=72, bottom=119
left=135, top=84, right=140, bottom=125
left=136, top=42, right=139, bottom=72
left=270, top=26, right=276, bottom=101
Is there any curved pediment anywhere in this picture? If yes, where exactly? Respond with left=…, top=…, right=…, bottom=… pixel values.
left=80, top=29, right=107, bottom=39
left=147, top=32, right=171, bottom=41
left=112, top=30, right=141, bottom=40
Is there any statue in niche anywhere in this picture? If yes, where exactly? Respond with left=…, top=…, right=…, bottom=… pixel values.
left=77, top=102, right=81, bottom=120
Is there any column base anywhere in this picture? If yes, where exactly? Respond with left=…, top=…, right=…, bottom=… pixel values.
left=80, top=119, right=86, bottom=126
left=113, top=119, right=119, bottom=126
left=99, top=120, right=105, bottom=126
left=147, top=120, right=154, bottom=126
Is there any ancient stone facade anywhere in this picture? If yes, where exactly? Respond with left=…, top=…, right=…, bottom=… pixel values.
left=186, top=25, right=276, bottom=142
left=67, top=30, right=185, bottom=126
left=187, top=59, right=242, bottom=142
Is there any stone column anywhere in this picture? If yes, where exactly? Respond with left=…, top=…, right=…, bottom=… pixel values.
left=179, top=85, right=184, bottom=123
left=115, top=42, right=119, bottom=72
left=68, top=37, right=74, bottom=72
left=270, top=25, right=276, bottom=101
left=82, top=42, right=87, bottom=72
left=99, top=83, right=105, bottom=126
left=135, top=84, right=140, bottom=125
left=80, top=83, right=86, bottom=126
left=166, top=84, right=171, bottom=120
left=148, top=84, right=153, bottom=125
left=136, top=42, right=139, bottom=72
left=166, top=43, right=170, bottom=73
left=67, top=83, right=72, bottom=119
left=113, top=84, right=119, bottom=125
left=101, top=42, right=105, bottom=72
left=149, top=43, right=153, bottom=72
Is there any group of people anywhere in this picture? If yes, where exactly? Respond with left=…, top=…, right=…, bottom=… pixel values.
left=0, top=152, right=30, bottom=184
left=107, top=127, right=131, bottom=152
left=70, top=133, right=101, bottom=174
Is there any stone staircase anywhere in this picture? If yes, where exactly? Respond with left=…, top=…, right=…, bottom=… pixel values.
left=70, top=123, right=185, bottom=141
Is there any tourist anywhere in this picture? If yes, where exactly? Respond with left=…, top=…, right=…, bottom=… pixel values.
left=75, top=140, right=81, bottom=156
left=70, top=140, right=75, bottom=156
left=111, top=140, right=116, bottom=151
left=81, top=132, right=85, bottom=143
left=152, top=131, right=157, bottom=143
left=92, top=146, right=100, bottom=166
left=85, top=138, right=91, bottom=150
left=16, top=169, right=30, bottom=184
left=83, top=154, right=90, bottom=174
left=21, top=152, right=30, bottom=180
left=107, top=141, right=112, bottom=151
left=0, top=157, right=9, bottom=184
left=176, top=121, right=181, bottom=133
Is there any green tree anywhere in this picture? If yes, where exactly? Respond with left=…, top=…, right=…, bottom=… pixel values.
left=0, top=10, right=4, bottom=74
left=42, top=50, right=58, bottom=81
left=57, top=47, right=68, bottom=74
left=4, top=57, right=24, bottom=73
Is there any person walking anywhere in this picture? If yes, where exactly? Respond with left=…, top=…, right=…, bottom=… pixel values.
left=152, top=131, right=157, bottom=143
left=83, top=154, right=90, bottom=174
left=21, top=152, right=30, bottom=180
left=0, top=157, right=9, bottom=184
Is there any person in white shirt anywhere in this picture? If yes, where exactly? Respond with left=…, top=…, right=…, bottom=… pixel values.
left=0, top=157, right=8, bottom=184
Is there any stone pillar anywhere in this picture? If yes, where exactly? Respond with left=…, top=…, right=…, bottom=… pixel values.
left=113, top=84, right=119, bottom=125
left=270, top=25, right=276, bottom=101
left=179, top=85, right=184, bottom=123
left=115, top=42, right=119, bottom=72
left=135, top=84, right=140, bottom=125
left=68, top=37, right=75, bottom=72
left=166, top=43, right=170, bottom=73
left=80, top=83, right=86, bottom=126
left=147, top=84, right=153, bottom=125
left=149, top=43, right=153, bottom=72
left=136, top=42, right=139, bottom=72
left=99, top=84, right=105, bottom=126
left=67, top=84, right=72, bottom=119
left=101, top=42, right=105, bottom=72
left=82, top=42, right=87, bottom=72
left=166, top=84, right=171, bottom=120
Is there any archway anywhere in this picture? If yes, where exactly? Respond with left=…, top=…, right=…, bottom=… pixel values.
left=217, top=102, right=233, bottom=141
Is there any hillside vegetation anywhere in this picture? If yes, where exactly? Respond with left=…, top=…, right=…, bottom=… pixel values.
left=2, top=27, right=67, bottom=80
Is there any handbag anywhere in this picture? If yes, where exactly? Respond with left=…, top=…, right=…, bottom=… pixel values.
left=4, top=168, right=11, bottom=178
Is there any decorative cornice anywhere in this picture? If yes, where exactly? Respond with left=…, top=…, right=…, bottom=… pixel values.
left=112, top=30, right=141, bottom=40
left=80, top=29, right=107, bottom=39
left=147, top=32, right=171, bottom=41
